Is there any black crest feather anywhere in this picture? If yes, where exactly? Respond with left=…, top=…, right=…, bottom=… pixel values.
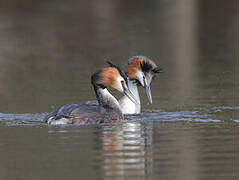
left=128, top=56, right=161, bottom=74
left=152, top=67, right=163, bottom=74
left=140, top=60, right=154, bottom=73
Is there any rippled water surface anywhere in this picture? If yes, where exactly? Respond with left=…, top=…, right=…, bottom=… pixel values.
left=0, top=0, right=239, bottom=179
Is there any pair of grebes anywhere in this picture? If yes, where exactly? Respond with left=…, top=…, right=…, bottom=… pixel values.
left=44, top=56, right=162, bottom=125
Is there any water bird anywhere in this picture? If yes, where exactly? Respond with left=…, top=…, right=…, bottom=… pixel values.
left=44, top=66, right=138, bottom=125
left=119, top=56, right=162, bottom=114
left=86, top=56, right=162, bottom=114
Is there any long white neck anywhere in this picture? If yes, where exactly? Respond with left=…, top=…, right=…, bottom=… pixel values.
left=119, top=80, right=141, bottom=114
left=94, top=86, right=123, bottom=116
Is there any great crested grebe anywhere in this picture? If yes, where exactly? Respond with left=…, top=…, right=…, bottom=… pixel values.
left=44, top=66, right=138, bottom=125
left=85, top=56, right=162, bottom=114
left=119, top=56, right=162, bottom=114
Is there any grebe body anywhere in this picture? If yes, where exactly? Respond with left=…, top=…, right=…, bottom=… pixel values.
left=44, top=67, right=137, bottom=125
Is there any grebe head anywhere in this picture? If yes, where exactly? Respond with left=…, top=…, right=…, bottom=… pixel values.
left=126, top=56, right=162, bottom=104
left=91, top=67, right=138, bottom=104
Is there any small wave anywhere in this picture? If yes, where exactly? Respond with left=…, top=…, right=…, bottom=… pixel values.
left=0, top=113, right=46, bottom=126
left=0, top=105, right=238, bottom=126
left=129, top=109, right=221, bottom=123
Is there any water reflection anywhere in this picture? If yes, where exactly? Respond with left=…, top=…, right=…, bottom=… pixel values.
left=0, top=106, right=238, bottom=179
left=102, top=121, right=153, bottom=179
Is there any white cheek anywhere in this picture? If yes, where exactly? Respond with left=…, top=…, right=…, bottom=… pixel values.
left=115, top=77, right=124, bottom=92
left=136, top=71, right=144, bottom=86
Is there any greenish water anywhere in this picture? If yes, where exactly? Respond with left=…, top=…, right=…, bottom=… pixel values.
left=0, top=0, right=239, bottom=179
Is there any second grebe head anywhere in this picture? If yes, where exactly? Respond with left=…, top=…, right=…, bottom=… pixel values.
left=91, top=67, right=138, bottom=105
left=126, top=56, right=162, bottom=104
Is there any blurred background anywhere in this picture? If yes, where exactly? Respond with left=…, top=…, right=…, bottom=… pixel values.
left=0, top=1, right=239, bottom=180
left=0, top=0, right=239, bottom=113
